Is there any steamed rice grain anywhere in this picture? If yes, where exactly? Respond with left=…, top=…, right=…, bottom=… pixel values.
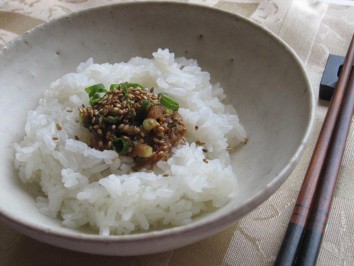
left=14, top=49, right=246, bottom=235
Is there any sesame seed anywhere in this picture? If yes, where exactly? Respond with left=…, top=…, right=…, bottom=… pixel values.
left=78, top=84, right=186, bottom=167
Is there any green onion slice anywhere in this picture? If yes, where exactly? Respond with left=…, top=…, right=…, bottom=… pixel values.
left=109, top=84, right=120, bottom=91
left=124, top=82, right=144, bottom=90
left=109, top=82, right=144, bottom=98
left=85, top=83, right=107, bottom=97
left=102, top=116, right=120, bottom=124
left=141, top=99, right=153, bottom=112
left=110, top=82, right=144, bottom=91
left=88, top=94, right=101, bottom=106
left=85, top=83, right=107, bottom=106
left=112, top=138, right=130, bottom=155
left=158, top=92, right=179, bottom=111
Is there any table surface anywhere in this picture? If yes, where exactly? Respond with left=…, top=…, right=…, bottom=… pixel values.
left=0, top=1, right=353, bottom=265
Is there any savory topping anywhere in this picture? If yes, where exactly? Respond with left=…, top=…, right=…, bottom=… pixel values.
left=157, top=92, right=179, bottom=111
left=78, top=82, right=186, bottom=166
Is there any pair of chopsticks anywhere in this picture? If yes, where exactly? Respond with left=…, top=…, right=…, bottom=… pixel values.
left=275, top=34, right=354, bottom=266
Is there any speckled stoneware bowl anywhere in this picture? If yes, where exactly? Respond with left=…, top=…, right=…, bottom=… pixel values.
left=0, top=2, right=315, bottom=255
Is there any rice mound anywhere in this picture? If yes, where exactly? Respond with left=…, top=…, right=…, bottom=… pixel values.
left=14, top=49, right=247, bottom=235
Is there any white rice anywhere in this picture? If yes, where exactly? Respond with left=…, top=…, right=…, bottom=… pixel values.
left=14, top=49, right=247, bottom=235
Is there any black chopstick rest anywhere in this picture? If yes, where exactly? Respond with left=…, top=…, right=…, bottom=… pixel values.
left=319, top=54, right=353, bottom=101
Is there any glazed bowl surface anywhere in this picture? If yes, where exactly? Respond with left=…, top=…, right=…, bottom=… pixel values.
left=0, top=2, right=315, bottom=255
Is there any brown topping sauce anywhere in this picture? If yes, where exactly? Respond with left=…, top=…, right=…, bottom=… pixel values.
left=79, top=84, right=185, bottom=167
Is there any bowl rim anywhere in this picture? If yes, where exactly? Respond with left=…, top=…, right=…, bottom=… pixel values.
left=0, top=1, right=316, bottom=245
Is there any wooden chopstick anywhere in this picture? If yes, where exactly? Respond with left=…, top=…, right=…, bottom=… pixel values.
left=275, top=34, right=354, bottom=266
left=295, top=58, right=354, bottom=266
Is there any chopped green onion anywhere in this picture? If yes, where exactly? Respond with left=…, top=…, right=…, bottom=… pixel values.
left=89, top=94, right=103, bottom=106
left=122, top=86, right=128, bottom=97
left=85, top=83, right=107, bottom=97
left=112, top=138, right=130, bottom=155
left=110, top=82, right=144, bottom=91
left=158, top=92, right=179, bottom=111
left=109, top=84, right=120, bottom=91
left=109, top=82, right=144, bottom=98
left=85, top=83, right=107, bottom=106
left=102, top=116, right=120, bottom=124
left=141, top=99, right=153, bottom=112
left=124, top=82, right=144, bottom=90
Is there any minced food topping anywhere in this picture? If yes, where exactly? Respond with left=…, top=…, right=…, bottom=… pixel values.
left=79, top=82, right=186, bottom=166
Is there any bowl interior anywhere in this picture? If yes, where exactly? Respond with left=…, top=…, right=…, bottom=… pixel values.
left=0, top=2, right=314, bottom=254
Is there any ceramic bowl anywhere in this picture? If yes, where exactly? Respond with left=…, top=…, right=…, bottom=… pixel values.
left=0, top=2, right=315, bottom=255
